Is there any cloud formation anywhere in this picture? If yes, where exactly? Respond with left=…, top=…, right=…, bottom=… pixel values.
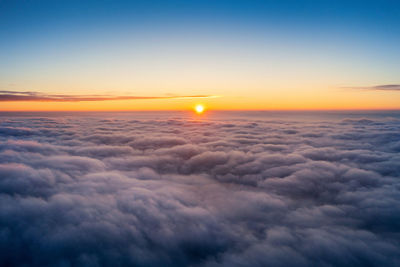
left=0, top=91, right=218, bottom=102
left=346, top=84, right=400, bottom=91
left=0, top=112, right=400, bottom=266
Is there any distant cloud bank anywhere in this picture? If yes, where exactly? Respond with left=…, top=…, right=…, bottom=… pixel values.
left=345, top=84, right=400, bottom=91
left=0, top=113, right=400, bottom=266
left=0, top=91, right=218, bottom=102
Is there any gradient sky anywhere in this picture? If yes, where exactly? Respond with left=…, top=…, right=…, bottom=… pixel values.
left=1, top=0, right=399, bottom=111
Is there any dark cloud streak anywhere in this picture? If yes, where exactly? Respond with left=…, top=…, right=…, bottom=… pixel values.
left=0, top=91, right=218, bottom=102
left=345, top=84, right=400, bottom=91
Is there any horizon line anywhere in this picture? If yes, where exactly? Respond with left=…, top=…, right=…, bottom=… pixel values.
left=1, top=108, right=400, bottom=112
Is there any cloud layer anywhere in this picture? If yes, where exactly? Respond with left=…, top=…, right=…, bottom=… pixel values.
left=0, top=112, right=400, bottom=266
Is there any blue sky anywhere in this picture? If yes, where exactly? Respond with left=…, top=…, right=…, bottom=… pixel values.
left=0, top=0, right=399, bottom=110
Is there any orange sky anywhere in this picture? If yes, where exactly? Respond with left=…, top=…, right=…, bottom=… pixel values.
left=1, top=88, right=400, bottom=111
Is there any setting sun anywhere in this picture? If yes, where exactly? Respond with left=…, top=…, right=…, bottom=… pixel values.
left=195, top=104, right=205, bottom=114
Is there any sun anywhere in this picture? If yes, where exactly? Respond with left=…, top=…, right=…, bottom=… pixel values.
left=195, top=104, right=205, bottom=114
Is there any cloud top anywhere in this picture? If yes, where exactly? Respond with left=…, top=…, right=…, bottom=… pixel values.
left=0, top=112, right=400, bottom=266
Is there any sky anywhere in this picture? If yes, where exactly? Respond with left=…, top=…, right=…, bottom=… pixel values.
left=0, top=0, right=400, bottom=110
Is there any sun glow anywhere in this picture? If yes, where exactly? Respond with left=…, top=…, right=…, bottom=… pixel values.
left=195, top=104, right=205, bottom=114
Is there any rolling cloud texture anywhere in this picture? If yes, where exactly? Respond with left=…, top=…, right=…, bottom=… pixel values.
left=0, top=112, right=400, bottom=266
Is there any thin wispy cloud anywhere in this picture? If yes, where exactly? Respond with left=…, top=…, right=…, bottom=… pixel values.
left=0, top=91, right=219, bottom=102
left=345, top=84, right=400, bottom=91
